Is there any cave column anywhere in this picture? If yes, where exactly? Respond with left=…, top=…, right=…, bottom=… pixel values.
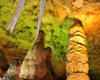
left=66, top=20, right=90, bottom=80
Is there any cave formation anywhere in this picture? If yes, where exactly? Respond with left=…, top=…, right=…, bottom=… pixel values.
left=0, top=0, right=100, bottom=80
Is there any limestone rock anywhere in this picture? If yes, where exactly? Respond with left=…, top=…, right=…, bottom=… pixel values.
left=2, top=59, right=21, bottom=80
left=84, top=0, right=100, bottom=3
left=19, top=72, right=55, bottom=80
left=19, top=31, right=47, bottom=80
left=72, top=0, right=83, bottom=8
left=67, top=73, right=90, bottom=80
left=66, top=20, right=90, bottom=80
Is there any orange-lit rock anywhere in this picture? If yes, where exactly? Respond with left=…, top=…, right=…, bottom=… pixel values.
left=0, top=69, right=4, bottom=77
left=72, top=0, right=83, bottom=8
left=69, top=2, right=100, bottom=35
left=66, top=20, right=90, bottom=80
left=67, top=73, right=90, bottom=80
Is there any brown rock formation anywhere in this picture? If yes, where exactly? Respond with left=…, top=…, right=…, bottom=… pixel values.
left=66, top=20, right=90, bottom=80
left=1, top=31, right=55, bottom=80
left=67, top=73, right=90, bottom=80
left=45, top=47, right=54, bottom=76
left=0, top=69, right=5, bottom=78
left=19, top=31, right=55, bottom=80
left=2, top=59, right=21, bottom=80
left=19, top=31, right=46, bottom=79
left=0, top=50, right=8, bottom=77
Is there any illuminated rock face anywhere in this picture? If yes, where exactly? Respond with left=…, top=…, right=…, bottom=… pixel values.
left=19, top=31, right=47, bottom=79
left=84, top=0, right=100, bottom=3
left=66, top=20, right=90, bottom=80
left=2, top=59, right=21, bottom=80
left=67, top=73, right=90, bottom=80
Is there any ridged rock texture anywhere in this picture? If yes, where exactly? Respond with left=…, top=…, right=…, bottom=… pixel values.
left=1, top=59, right=21, bottom=80
left=66, top=20, right=90, bottom=80
left=19, top=31, right=55, bottom=80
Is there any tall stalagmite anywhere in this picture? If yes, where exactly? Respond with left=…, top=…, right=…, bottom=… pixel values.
left=19, top=31, right=47, bottom=79
left=66, top=20, right=90, bottom=80
left=19, top=31, right=55, bottom=80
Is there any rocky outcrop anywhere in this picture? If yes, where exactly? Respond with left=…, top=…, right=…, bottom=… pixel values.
left=2, top=59, right=21, bottom=80
left=66, top=20, right=90, bottom=80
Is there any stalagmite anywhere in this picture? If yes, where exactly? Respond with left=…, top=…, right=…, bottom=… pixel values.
left=19, top=31, right=46, bottom=79
left=66, top=20, right=90, bottom=80
left=2, top=59, right=21, bottom=80
left=19, top=31, right=55, bottom=80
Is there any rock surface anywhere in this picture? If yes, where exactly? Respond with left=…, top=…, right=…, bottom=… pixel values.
left=19, top=31, right=47, bottom=79
left=66, top=20, right=90, bottom=80
left=67, top=73, right=90, bottom=80
left=45, top=47, right=54, bottom=76
left=19, top=31, right=55, bottom=80
left=2, top=59, right=21, bottom=80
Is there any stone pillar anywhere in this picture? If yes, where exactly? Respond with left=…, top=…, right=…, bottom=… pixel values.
left=19, top=31, right=47, bottom=80
left=66, top=20, right=90, bottom=80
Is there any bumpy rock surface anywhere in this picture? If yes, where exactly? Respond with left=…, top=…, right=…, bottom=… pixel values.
left=66, top=20, right=90, bottom=80
left=2, top=59, right=21, bottom=80
left=67, top=73, right=90, bottom=80
left=19, top=31, right=55, bottom=80
left=19, top=31, right=46, bottom=79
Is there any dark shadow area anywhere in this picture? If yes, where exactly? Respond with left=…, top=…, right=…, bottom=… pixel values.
left=0, top=50, right=9, bottom=77
left=0, top=50, right=8, bottom=72
left=56, top=74, right=66, bottom=80
left=88, top=70, right=100, bottom=80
